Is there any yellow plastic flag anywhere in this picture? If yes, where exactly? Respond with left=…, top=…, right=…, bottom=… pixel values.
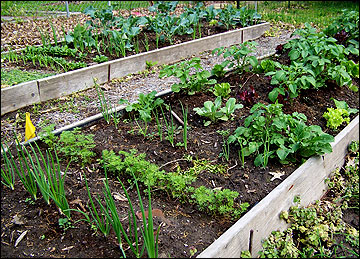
left=25, top=112, right=36, bottom=141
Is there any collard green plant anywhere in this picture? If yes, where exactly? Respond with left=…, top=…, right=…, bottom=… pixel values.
left=148, top=1, right=178, bottom=14
left=323, top=98, right=358, bottom=130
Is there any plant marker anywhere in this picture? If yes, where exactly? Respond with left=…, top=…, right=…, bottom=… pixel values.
left=25, top=112, right=36, bottom=141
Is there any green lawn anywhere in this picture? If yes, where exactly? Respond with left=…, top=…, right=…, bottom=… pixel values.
left=253, top=1, right=359, bottom=29
left=0, top=1, right=150, bottom=16
left=1, top=68, right=56, bottom=88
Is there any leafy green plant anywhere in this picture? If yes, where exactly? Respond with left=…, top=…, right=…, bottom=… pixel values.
left=254, top=59, right=282, bottom=74
left=57, top=128, right=96, bottom=167
left=324, top=9, right=359, bottom=44
left=159, top=57, right=217, bottom=95
left=38, top=123, right=58, bottom=149
left=265, top=61, right=317, bottom=102
left=278, top=22, right=359, bottom=96
left=191, top=186, right=249, bottom=218
left=92, top=54, right=109, bottom=63
left=228, top=102, right=334, bottom=168
left=212, top=42, right=258, bottom=75
left=193, top=97, right=243, bottom=126
left=211, top=61, right=230, bottom=78
left=323, top=98, right=358, bottom=130
left=120, top=90, right=165, bottom=123
left=212, top=82, right=231, bottom=99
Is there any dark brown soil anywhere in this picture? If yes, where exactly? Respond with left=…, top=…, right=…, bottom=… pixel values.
left=1, top=47, right=359, bottom=258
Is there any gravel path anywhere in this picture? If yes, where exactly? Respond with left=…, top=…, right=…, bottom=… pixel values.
left=1, top=28, right=297, bottom=144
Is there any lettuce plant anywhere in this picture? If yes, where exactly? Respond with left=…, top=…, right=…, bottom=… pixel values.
left=323, top=98, right=358, bottom=130
left=212, top=82, right=231, bottom=98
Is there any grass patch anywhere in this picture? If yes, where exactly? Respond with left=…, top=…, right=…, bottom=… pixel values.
left=0, top=1, right=151, bottom=16
left=254, top=1, right=359, bottom=29
left=1, top=68, right=56, bottom=88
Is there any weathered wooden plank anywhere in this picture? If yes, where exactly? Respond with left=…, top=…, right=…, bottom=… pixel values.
left=1, top=81, right=39, bottom=115
left=37, top=63, right=109, bottom=103
left=108, top=28, right=244, bottom=80
left=243, top=22, right=270, bottom=42
left=323, top=115, right=359, bottom=172
left=198, top=115, right=359, bottom=258
left=109, top=23, right=269, bottom=80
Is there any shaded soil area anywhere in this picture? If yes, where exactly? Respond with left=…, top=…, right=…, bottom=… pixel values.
left=1, top=47, right=359, bottom=258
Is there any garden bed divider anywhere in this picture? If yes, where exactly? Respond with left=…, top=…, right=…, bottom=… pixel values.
left=1, top=22, right=269, bottom=116
left=197, top=115, right=359, bottom=258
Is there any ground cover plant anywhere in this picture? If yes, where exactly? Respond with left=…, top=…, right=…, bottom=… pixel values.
left=241, top=141, right=359, bottom=258
left=2, top=10, right=359, bottom=257
left=1, top=2, right=359, bottom=258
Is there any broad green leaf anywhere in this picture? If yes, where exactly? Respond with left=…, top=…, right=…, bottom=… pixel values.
left=269, top=88, right=279, bottom=103
left=277, top=148, right=290, bottom=161
left=289, top=49, right=300, bottom=60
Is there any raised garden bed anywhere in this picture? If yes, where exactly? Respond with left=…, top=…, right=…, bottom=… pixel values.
left=1, top=49, right=358, bottom=257
left=1, top=22, right=269, bottom=116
